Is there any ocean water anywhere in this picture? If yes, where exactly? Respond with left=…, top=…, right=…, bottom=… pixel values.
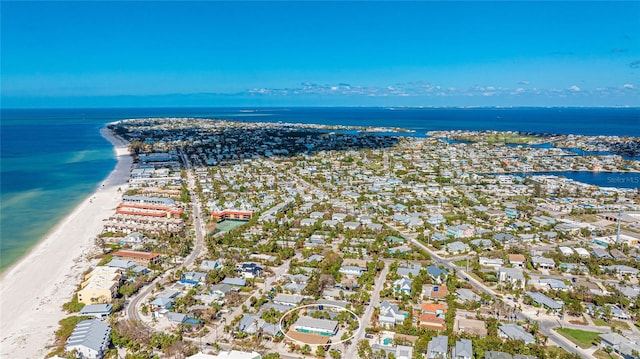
left=0, top=107, right=638, bottom=271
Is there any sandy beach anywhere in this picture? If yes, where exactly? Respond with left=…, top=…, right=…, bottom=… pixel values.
left=0, top=126, right=132, bottom=358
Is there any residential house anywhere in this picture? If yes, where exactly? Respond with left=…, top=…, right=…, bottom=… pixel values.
left=452, top=339, right=473, bottom=359
left=424, top=284, right=449, bottom=300
left=531, top=256, right=555, bottom=270
left=498, top=324, right=535, bottom=344
left=603, top=265, right=639, bottom=278
left=293, top=316, right=338, bottom=337
left=112, top=250, right=161, bottom=267
left=427, top=265, right=448, bottom=284
left=273, top=294, right=305, bottom=307
left=426, top=335, right=448, bottom=359
left=525, top=291, right=563, bottom=311
left=447, top=225, right=473, bottom=239
left=379, top=301, right=407, bottom=328
left=222, top=277, right=247, bottom=287
left=65, top=319, right=111, bottom=359
left=507, top=254, right=526, bottom=268
left=498, top=267, right=525, bottom=289
left=599, top=332, right=640, bottom=359
left=180, top=271, right=208, bottom=285
left=339, top=265, right=364, bottom=277
left=79, top=304, right=113, bottom=319
left=446, top=241, right=471, bottom=255
left=455, top=288, right=480, bottom=303
left=393, top=278, right=413, bottom=295
left=479, top=257, right=504, bottom=268
left=200, top=259, right=224, bottom=271
left=238, top=263, right=263, bottom=279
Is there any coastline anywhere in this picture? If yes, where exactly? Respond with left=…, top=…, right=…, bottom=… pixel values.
left=0, top=125, right=132, bottom=358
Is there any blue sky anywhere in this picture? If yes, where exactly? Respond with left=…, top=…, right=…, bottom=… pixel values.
left=1, top=1, right=639, bottom=107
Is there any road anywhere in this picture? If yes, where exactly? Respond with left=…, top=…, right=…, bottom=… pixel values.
left=386, top=222, right=592, bottom=359
left=344, top=261, right=389, bottom=358
left=126, top=150, right=205, bottom=325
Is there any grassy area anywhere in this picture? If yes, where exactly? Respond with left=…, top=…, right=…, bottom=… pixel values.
left=593, top=349, right=615, bottom=359
left=592, top=318, right=609, bottom=327
left=612, top=320, right=631, bottom=330
left=453, top=259, right=469, bottom=267
left=556, top=328, right=601, bottom=349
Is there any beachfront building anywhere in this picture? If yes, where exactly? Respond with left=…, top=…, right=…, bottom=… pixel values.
left=79, top=304, right=113, bottom=319
left=77, top=266, right=121, bottom=304
left=65, top=319, right=111, bottom=359
left=293, top=316, right=339, bottom=336
left=112, top=250, right=161, bottom=267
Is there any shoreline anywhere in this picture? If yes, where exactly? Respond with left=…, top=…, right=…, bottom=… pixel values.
left=0, top=125, right=132, bottom=358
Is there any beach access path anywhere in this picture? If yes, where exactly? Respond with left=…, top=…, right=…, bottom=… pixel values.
left=0, top=126, right=132, bottom=358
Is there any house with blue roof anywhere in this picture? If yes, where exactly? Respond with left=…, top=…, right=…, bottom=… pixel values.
left=427, top=265, right=448, bottom=284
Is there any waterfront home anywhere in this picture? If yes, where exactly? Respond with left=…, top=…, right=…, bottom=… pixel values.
left=79, top=304, right=113, bottom=319
left=112, top=250, right=161, bottom=267
left=65, top=319, right=111, bottom=359
left=379, top=301, right=407, bottom=328
left=426, top=335, right=448, bottom=359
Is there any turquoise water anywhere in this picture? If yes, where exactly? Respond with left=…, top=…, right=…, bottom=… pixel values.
left=1, top=107, right=638, bottom=272
left=0, top=112, right=116, bottom=271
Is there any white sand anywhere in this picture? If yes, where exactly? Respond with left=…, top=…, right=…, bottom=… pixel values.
left=0, top=126, right=132, bottom=358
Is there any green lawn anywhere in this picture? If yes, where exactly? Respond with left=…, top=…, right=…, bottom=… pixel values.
left=592, top=318, right=608, bottom=327
left=453, top=259, right=469, bottom=267
left=556, top=328, right=601, bottom=349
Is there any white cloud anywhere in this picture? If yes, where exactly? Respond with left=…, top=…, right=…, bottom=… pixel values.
left=568, top=85, right=581, bottom=92
left=623, top=83, right=634, bottom=89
